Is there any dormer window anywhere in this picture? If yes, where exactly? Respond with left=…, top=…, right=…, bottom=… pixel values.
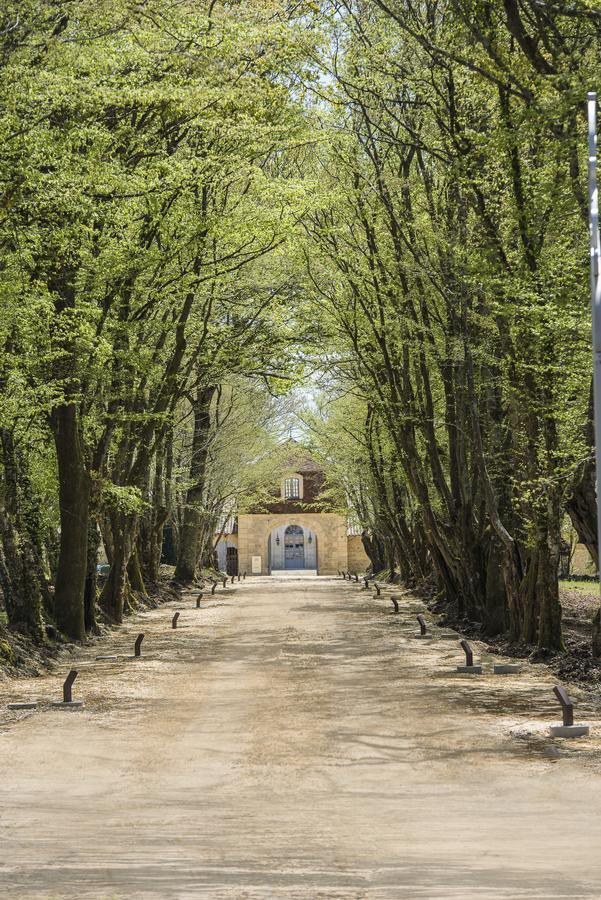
left=284, top=476, right=300, bottom=500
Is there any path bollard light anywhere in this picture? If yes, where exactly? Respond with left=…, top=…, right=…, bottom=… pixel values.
left=549, top=686, right=590, bottom=738
left=196, top=594, right=203, bottom=608
left=354, top=573, right=359, bottom=583
left=417, top=614, right=428, bottom=637
left=238, top=574, right=241, bottom=582
left=243, top=571, right=247, bottom=579
left=172, top=611, right=180, bottom=629
left=211, top=580, right=218, bottom=595
left=493, top=663, right=521, bottom=675
left=222, top=576, right=227, bottom=588
left=231, top=574, right=235, bottom=584
left=363, top=576, right=369, bottom=590
left=391, top=597, right=399, bottom=614
left=374, top=583, right=381, bottom=597
left=8, top=701, right=38, bottom=710
left=456, top=640, right=482, bottom=674
left=52, top=670, right=84, bottom=708
left=98, top=632, right=145, bottom=661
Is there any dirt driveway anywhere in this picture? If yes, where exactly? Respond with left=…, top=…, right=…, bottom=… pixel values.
left=1, top=576, right=601, bottom=898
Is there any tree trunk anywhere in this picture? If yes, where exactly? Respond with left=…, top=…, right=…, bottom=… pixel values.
left=536, top=501, right=564, bottom=651
left=83, top=518, right=100, bottom=633
left=483, top=537, right=507, bottom=636
left=140, top=435, right=172, bottom=584
left=127, top=544, right=146, bottom=595
left=50, top=403, right=89, bottom=641
left=99, top=511, right=137, bottom=623
left=0, top=510, right=45, bottom=640
left=0, top=427, right=45, bottom=639
left=174, top=386, right=215, bottom=584
left=361, top=530, right=386, bottom=573
left=199, top=528, right=219, bottom=570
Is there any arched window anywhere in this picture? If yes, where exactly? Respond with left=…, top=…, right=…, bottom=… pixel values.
left=283, top=476, right=300, bottom=499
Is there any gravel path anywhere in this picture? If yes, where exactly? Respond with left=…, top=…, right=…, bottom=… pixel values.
left=1, top=576, right=601, bottom=898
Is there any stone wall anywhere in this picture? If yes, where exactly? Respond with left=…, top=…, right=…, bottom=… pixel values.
left=237, top=513, right=348, bottom=576
left=347, top=534, right=370, bottom=573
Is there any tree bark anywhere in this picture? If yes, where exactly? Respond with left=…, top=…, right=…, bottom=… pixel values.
left=0, top=510, right=45, bottom=640
left=361, top=530, right=385, bottom=573
left=99, top=510, right=137, bottom=623
left=50, top=403, right=89, bottom=641
left=0, top=427, right=45, bottom=639
left=140, top=434, right=172, bottom=584
left=83, top=518, right=100, bottom=633
left=174, top=385, right=215, bottom=584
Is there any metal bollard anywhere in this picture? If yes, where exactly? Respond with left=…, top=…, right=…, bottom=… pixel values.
left=51, top=669, right=83, bottom=708
left=134, top=634, right=144, bottom=657
left=354, top=573, right=359, bottom=583
left=222, top=577, right=227, bottom=588
left=391, top=598, right=399, bottom=614
left=172, top=612, right=180, bottom=629
left=549, top=685, right=589, bottom=736
left=460, top=639, right=473, bottom=667
left=374, top=583, right=381, bottom=596
left=553, top=685, right=574, bottom=727
left=417, top=614, right=427, bottom=636
left=196, top=593, right=203, bottom=608
left=63, top=670, right=78, bottom=703
left=211, top=580, right=217, bottom=595
left=231, top=574, right=235, bottom=584
left=456, top=639, right=482, bottom=673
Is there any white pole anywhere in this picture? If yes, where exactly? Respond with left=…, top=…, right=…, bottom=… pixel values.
left=587, top=92, right=601, bottom=633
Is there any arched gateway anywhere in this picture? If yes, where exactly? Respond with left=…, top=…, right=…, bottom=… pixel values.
left=268, top=523, right=318, bottom=572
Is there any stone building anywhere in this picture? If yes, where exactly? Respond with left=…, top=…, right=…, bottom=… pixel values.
left=215, top=447, right=369, bottom=576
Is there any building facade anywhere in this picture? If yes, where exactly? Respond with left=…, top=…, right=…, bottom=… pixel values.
left=215, top=448, right=369, bottom=576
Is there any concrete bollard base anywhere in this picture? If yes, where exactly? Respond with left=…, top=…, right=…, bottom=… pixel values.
left=494, top=664, right=521, bottom=675
left=456, top=665, right=482, bottom=674
left=51, top=700, right=84, bottom=709
left=549, top=724, right=589, bottom=738
left=8, top=701, right=38, bottom=710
